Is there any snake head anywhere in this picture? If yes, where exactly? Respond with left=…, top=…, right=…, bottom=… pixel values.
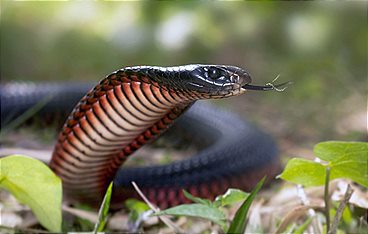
left=183, top=64, right=252, bottom=98
left=136, top=65, right=289, bottom=99
left=185, top=65, right=291, bottom=95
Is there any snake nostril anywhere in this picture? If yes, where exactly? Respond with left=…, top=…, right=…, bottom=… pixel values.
left=230, top=74, right=239, bottom=83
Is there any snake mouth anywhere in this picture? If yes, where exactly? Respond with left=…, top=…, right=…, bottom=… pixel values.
left=242, top=81, right=292, bottom=92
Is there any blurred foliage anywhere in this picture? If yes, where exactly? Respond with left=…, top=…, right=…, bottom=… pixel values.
left=1, top=1, right=366, bottom=144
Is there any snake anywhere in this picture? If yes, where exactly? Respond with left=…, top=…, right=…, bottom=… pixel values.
left=1, top=64, right=287, bottom=209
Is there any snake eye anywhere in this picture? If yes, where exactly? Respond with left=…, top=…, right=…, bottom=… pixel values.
left=207, top=67, right=224, bottom=80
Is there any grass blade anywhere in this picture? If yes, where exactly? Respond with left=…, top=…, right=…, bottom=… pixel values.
left=93, top=182, right=113, bottom=233
left=294, top=217, right=313, bottom=234
left=227, top=176, right=265, bottom=234
left=0, top=94, right=53, bottom=138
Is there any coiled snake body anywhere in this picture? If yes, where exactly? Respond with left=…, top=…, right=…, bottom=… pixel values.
left=1, top=65, right=282, bottom=208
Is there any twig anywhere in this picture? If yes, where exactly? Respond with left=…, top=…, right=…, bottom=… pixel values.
left=328, top=184, right=354, bottom=234
left=275, top=204, right=322, bottom=234
left=324, top=166, right=331, bottom=233
left=62, top=204, right=98, bottom=223
left=131, top=181, right=184, bottom=233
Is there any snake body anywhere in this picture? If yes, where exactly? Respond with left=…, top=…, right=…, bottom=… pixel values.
left=1, top=65, right=280, bottom=208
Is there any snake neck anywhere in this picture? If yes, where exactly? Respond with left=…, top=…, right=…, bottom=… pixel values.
left=49, top=73, right=195, bottom=203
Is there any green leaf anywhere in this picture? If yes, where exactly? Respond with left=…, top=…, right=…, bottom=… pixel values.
left=125, top=198, right=150, bottom=222
left=280, top=141, right=368, bottom=187
left=0, top=155, right=62, bottom=232
left=93, top=182, right=113, bottom=233
left=278, top=158, right=327, bottom=187
left=214, top=188, right=249, bottom=207
left=153, top=203, right=226, bottom=226
left=331, top=158, right=368, bottom=187
left=314, top=141, right=368, bottom=162
left=315, top=141, right=368, bottom=187
left=183, top=189, right=212, bottom=206
left=227, top=177, right=265, bottom=234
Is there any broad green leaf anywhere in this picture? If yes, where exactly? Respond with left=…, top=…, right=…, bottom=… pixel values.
left=227, top=177, right=265, bottom=234
left=315, top=141, right=368, bottom=187
left=331, top=160, right=367, bottom=187
left=183, top=190, right=212, bottom=206
left=314, top=141, right=368, bottom=162
left=93, top=182, right=113, bottom=233
left=280, top=141, right=368, bottom=187
left=125, top=198, right=150, bottom=222
left=214, top=188, right=249, bottom=207
left=0, top=155, right=62, bottom=232
left=278, top=158, right=327, bottom=187
left=280, top=157, right=368, bottom=187
left=154, top=203, right=226, bottom=226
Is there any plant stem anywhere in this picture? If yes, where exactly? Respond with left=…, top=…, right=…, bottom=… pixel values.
left=131, top=181, right=184, bottom=234
left=324, top=166, right=331, bottom=233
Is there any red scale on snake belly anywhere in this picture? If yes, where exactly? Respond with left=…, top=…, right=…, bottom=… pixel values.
left=51, top=77, right=192, bottom=204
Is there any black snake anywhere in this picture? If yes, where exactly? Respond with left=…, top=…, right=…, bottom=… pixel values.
left=1, top=65, right=287, bottom=208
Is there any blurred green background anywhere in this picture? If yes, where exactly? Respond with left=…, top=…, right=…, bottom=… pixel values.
left=1, top=1, right=366, bottom=154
